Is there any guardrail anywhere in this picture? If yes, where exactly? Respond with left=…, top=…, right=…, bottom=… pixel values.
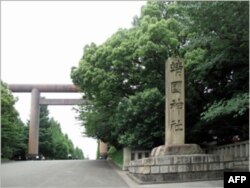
left=207, top=140, right=249, bottom=171
left=207, top=140, right=249, bottom=159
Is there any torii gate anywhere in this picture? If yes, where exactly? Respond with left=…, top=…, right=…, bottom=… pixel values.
left=8, top=84, right=107, bottom=159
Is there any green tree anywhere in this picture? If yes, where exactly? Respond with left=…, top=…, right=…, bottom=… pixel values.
left=71, top=1, right=249, bottom=149
left=71, top=1, right=183, bottom=149
left=74, top=147, right=85, bottom=159
left=180, top=1, right=249, bottom=144
left=1, top=81, right=27, bottom=159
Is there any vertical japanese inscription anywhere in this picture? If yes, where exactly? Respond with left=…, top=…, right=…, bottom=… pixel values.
left=165, top=57, right=185, bottom=145
left=171, top=81, right=182, bottom=93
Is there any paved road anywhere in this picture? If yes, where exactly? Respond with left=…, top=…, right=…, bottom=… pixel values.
left=1, top=160, right=128, bottom=188
left=1, top=160, right=223, bottom=188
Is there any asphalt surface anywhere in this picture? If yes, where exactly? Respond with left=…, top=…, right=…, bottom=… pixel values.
left=0, top=160, right=223, bottom=188
left=1, top=160, right=128, bottom=188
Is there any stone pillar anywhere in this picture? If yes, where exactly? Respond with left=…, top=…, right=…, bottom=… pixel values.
left=165, top=57, right=185, bottom=145
left=28, top=88, right=40, bottom=158
left=99, top=140, right=108, bottom=159
left=123, top=147, right=131, bottom=170
left=150, top=57, right=203, bottom=157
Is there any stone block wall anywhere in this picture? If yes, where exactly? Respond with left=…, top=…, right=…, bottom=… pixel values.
left=128, top=154, right=230, bottom=183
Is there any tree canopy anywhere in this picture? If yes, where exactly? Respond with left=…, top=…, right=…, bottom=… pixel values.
left=1, top=81, right=27, bottom=159
left=71, top=1, right=249, bottom=149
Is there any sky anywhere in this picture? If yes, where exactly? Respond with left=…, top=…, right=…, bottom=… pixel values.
left=1, top=1, right=146, bottom=159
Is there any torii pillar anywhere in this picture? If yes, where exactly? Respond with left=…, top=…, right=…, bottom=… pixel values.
left=29, top=88, right=40, bottom=158
left=99, top=140, right=108, bottom=159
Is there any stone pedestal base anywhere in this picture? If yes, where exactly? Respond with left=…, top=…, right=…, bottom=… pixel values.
left=128, top=154, right=233, bottom=184
left=151, top=144, right=204, bottom=156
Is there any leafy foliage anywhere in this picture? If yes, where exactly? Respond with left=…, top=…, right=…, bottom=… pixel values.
left=201, top=93, right=249, bottom=121
left=115, top=88, right=164, bottom=149
left=1, top=81, right=27, bottom=159
left=182, top=1, right=249, bottom=144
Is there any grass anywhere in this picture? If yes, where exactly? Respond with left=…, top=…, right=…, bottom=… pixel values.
left=108, top=147, right=123, bottom=169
